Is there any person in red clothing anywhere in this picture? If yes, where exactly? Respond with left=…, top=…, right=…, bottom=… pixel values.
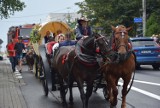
left=6, top=39, right=17, bottom=72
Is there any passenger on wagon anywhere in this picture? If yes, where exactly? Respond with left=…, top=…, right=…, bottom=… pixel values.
left=55, top=30, right=65, bottom=42
left=75, top=16, right=92, bottom=40
left=52, top=32, right=76, bottom=56
left=44, top=31, right=51, bottom=43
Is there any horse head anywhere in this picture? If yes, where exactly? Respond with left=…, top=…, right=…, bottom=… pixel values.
left=81, top=33, right=110, bottom=57
left=112, top=25, right=132, bottom=61
left=93, top=33, right=110, bottom=58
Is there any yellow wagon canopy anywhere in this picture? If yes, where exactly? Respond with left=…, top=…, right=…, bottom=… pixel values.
left=39, top=21, right=71, bottom=38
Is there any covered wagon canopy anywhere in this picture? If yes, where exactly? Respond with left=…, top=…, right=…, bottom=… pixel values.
left=39, top=21, right=71, bottom=38
left=31, top=21, right=71, bottom=55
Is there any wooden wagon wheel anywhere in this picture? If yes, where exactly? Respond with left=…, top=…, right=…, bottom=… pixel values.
left=39, top=58, right=49, bottom=96
left=93, top=73, right=103, bottom=92
left=39, top=45, right=52, bottom=96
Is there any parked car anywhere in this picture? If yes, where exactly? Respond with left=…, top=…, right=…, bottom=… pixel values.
left=130, top=37, right=160, bottom=70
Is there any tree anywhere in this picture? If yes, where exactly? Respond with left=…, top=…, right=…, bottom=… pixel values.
left=76, top=0, right=160, bottom=36
left=76, top=0, right=141, bottom=36
left=0, top=0, right=26, bottom=19
left=146, top=12, right=160, bottom=36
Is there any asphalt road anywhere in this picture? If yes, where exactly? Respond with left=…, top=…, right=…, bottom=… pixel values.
left=20, top=65, right=160, bottom=108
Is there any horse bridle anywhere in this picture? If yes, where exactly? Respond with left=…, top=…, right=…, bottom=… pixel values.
left=94, top=34, right=109, bottom=46
left=95, top=34, right=110, bottom=50
left=114, top=30, right=128, bottom=51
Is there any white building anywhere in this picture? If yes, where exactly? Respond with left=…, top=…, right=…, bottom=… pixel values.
left=46, top=13, right=81, bottom=23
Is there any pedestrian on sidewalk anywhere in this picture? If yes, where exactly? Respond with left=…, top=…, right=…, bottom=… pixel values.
left=6, top=39, right=16, bottom=72
left=14, top=37, right=25, bottom=73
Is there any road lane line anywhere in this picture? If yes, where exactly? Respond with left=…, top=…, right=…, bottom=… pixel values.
left=118, top=82, right=160, bottom=101
left=134, top=80, right=160, bottom=86
left=119, top=78, right=160, bottom=86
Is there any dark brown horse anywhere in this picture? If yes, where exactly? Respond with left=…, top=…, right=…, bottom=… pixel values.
left=52, top=33, right=109, bottom=108
left=101, top=25, right=136, bottom=108
left=26, top=50, right=35, bottom=71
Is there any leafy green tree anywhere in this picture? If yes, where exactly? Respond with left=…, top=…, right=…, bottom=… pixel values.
left=146, top=12, right=160, bottom=36
left=76, top=0, right=160, bottom=36
left=0, top=0, right=26, bottom=19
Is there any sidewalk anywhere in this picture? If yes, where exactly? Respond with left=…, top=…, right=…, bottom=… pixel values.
left=0, top=59, right=28, bottom=108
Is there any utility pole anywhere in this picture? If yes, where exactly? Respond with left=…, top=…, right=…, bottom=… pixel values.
left=142, top=0, right=146, bottom=36
left=67, top=7, right=71, bottom=26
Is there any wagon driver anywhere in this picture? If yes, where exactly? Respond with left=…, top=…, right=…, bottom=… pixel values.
left=75, top=16, right=93, bottom=40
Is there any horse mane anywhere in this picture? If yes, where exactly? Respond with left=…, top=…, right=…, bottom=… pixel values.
left=82, top=36, right=95, bottom=48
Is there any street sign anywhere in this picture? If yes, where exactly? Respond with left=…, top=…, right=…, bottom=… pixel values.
left=134, top=18, right=142, bottom=23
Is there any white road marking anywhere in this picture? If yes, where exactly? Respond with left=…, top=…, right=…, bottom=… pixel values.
left=118, top=82, right=160, bottom=101
left=134, top=80, right=160, bottom=86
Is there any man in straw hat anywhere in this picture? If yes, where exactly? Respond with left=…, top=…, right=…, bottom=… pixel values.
left=75, top=16, right=92, bottom=40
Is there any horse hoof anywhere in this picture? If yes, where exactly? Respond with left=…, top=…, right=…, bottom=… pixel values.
left=110, top=105, right=117, bottom=108
left=121, top=104, right=126, bottom=108
left=69, top=101, right=74, bottom=105
left=62, top=102, right=68, bottom=108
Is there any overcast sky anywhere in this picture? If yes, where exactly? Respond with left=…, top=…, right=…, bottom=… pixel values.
left=0, top=0, right=83, bottom=52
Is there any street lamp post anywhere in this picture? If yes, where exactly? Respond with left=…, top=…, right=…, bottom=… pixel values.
left=142, top=0, right=146, bottom=36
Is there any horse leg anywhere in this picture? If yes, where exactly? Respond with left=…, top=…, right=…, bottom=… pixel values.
left=85, top=80, right=94, bottom=108
left=59, top=76, right=67, bottom=107
left=105, top=74, right=113, bottom=101
left=110, top=77, right=118, bottom=107
left=29, top=64, right=31, bottom=71
left=107, top=79, right=112, bottom=101
left=121, top=75, right=131, bottom=108
left=68, top=76, right=74, bottom=105
left=77, top=78, right=86, bottom=108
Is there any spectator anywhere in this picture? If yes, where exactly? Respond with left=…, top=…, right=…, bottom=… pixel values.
left=6, top=39, right=16, bottom=72
left=75, top=16, right=92, bottom=40
left=14, top=37, right=25, bottom=73
left=156, top=34, right=160, bottom=45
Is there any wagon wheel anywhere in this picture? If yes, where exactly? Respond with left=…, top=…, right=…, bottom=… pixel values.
left=35, top=55, right=39, bottom=78
left=39, top=60, right=49, bottom=96
left=93, top=81, right=99, bottom=92
left=103, top=86, right=109, bottom=101
left=93, top=73, right=103, bottom=92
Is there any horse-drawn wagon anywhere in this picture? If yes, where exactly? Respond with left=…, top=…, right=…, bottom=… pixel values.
left=30, top=21, right=71, bottom=77
left=30, top=23, right=135, bottom=108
